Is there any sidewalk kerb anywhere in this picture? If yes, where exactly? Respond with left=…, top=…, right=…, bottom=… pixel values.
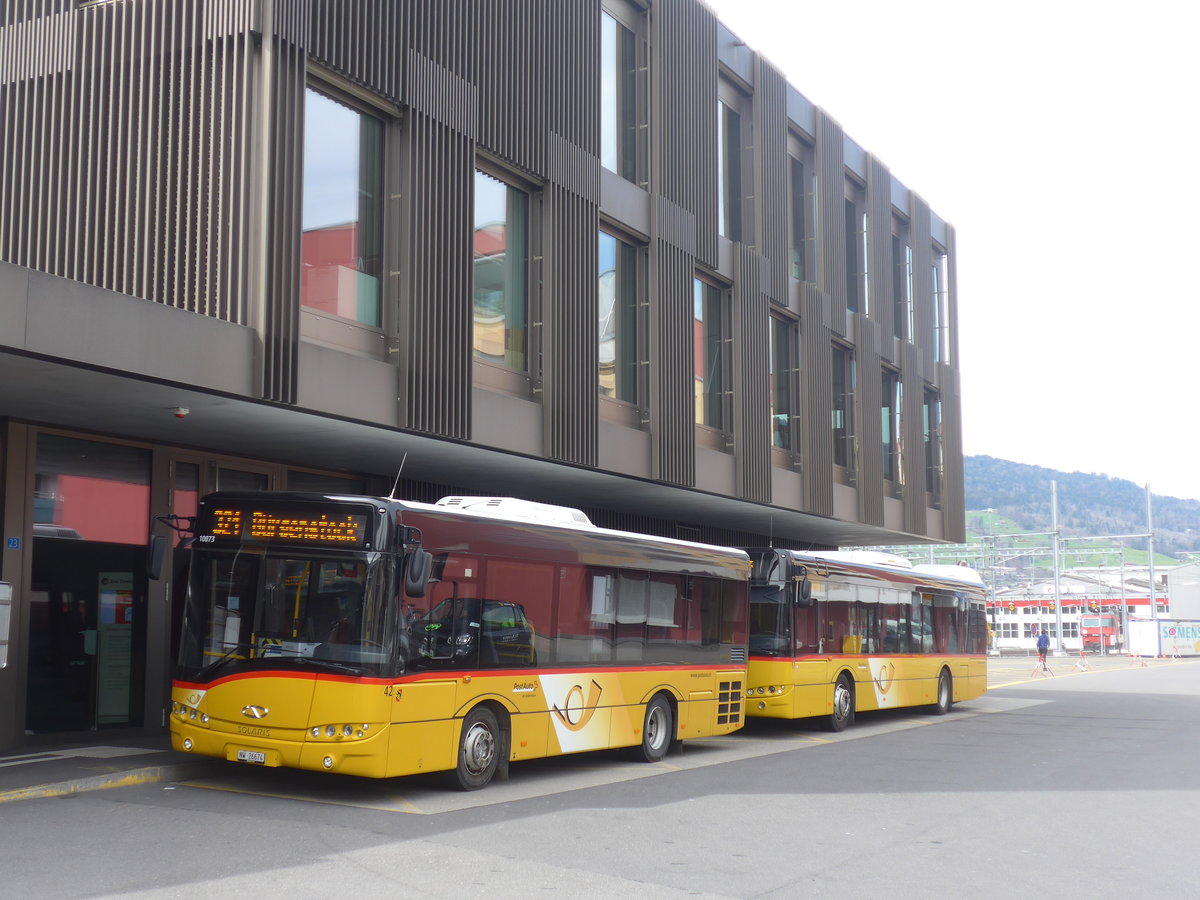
left=0, top=761, right=220, bottom=805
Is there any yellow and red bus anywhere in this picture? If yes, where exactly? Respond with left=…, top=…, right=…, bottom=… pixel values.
left=167, top=492, right=749, bottom=789
left=743, top=549, right=988, bottom=730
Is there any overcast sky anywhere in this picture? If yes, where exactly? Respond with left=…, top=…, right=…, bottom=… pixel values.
left=704, top=0, right=1200, bottom=501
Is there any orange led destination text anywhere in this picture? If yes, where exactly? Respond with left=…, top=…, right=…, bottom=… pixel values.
left=210, top=508, right=364, bottom=544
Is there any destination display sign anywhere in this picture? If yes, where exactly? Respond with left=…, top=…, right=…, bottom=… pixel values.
left=206, top=507, right=370, bottom=548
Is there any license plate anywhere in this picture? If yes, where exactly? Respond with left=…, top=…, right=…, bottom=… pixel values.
left=236, top=749, right=266, bottom=765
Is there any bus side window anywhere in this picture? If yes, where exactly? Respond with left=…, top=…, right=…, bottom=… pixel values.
left=555, top=564, right=598, bottom=664
left=645, top=575, right=683, bottom=664
left=482, top=559, right=551, bottom=667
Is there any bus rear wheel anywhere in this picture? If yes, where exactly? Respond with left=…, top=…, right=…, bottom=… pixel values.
left=452, top=706, right=500, bottom=790
left=634, top=694, right=674, bottom=763
left=825, top=674, right=855, bottom=732
left=932, top=669, right=953, bottom=715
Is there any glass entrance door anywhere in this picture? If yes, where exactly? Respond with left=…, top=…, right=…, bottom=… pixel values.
left=27, top=435, right=151, bottom=733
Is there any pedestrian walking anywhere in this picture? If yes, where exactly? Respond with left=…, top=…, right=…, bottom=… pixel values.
left=1036, top=629, right=1050, bottom=670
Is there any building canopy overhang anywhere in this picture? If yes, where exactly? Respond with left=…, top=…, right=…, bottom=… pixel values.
left=0, top=347, right=945, bottom=549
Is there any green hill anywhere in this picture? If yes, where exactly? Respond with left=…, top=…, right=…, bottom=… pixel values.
left=964, top=455, right=1199, bottom=562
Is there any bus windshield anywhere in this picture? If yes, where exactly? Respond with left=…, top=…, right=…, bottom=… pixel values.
left=749, top=583, right=791, bottom=655
left=177, top=547, right=398, bottom=681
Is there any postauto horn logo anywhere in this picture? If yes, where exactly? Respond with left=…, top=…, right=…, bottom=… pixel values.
left=551, top=679, right=603, bottom=732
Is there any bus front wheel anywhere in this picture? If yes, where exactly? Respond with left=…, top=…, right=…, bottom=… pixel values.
left=825, top=674, right=855, bottom=732
left=452, top=706, right=500, bottom=790
left=634, top=694, right=674, bottom=763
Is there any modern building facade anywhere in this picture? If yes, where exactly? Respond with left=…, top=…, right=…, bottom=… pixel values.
left=0, top=0, right=965, bottom=752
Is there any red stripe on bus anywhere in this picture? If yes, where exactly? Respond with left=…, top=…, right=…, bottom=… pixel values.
left=174, top=662, right=748, bottom=690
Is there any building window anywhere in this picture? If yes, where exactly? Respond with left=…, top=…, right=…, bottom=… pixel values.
left=601, top=9, right=640, bottom=184
left=882, top=370, right=902, bottom=483
left=301, top=87, right=384, bottom=328
left=923, top=388, right=943, bottom=497
left=718, top=100, right=742, bottom=241
left=932, top=247, right=950, bottom=363
left=831, top=345, right=855, bottom=469
left=770, top=316, right=799, bottom=452
left=473, top=169, right=530, bottom=372
left=694, top=278, right=730, bottom=431
left=599, top=230, right=639, bottom=404
left=844, top=183, right=868, bottom=315
left=789, top=157, right=808, bottom=282
left=891, top=225, right=913, bottom=342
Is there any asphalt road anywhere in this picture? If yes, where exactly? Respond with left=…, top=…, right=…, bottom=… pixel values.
left=2, top=657, right=1197, bottom=899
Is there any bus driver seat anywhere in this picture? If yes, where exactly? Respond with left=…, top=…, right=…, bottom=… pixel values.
left=304, top=586, right=361, bottom=644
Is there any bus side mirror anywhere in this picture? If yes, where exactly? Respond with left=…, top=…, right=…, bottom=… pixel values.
left=404, top=549, right=432, bottom=598
left=795, top=571, right=813, bottom=607
left=147, top=535, right=167, bottom=581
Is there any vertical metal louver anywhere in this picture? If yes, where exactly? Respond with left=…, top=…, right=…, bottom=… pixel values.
left=732, top=245, right=771, bottom=503
left=755, top=60, right=789, bottom=304
left=395, top=0, right=480, bottom=439
left=649, top=231, right=697, bottom=486
left=940, top=226, right=965, bottom=540
left=855, top=315, right=884, bottom=526
left=304, top=0, right=406, bottom=102
left=401, top=109, right=474, bottom=439
left=655, top=0, right=717, bottom=270
left=902, top=341, right=927, bottom=535
left=815, top=110, right=846, bottom=338
left=939, top=363, right=965, bottom=540
left=803, top=288, right=834, bottom=516
left=540, top=1, right=600, bottom=467
left=543, top=182, right=600, bottom=465
left=910, top=197, right=933, bottom=363
left=868, top=156, right=893, bottom=358
left=260, top=4, right=306, bottom=403
left=477, top=0, right=546, bottom=175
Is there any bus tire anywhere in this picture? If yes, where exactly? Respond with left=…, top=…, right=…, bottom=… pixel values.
left=932, top=669, right=953, bottom=715
left=452, top=706, right=501, bottom=791
left=825, top=674, right=855, bottom=732
left=634, top=694, right=674, bottom=763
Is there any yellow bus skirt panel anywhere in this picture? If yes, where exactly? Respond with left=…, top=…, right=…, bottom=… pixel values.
left=955, top=658, right=987, bottom=701
left=384, top=719, right=457, bottom=777
left=508, top=708, right=550, bottom=761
